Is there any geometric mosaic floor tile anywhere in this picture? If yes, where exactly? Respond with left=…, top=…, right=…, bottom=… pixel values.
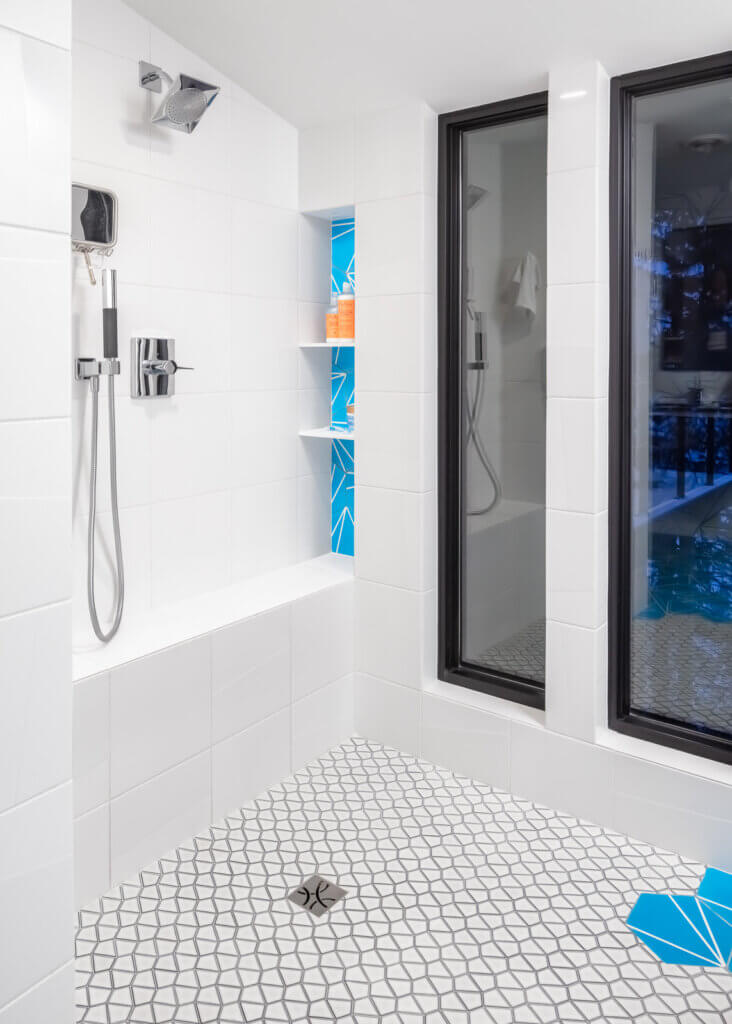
left=76, top=738, right=732, bottom=1023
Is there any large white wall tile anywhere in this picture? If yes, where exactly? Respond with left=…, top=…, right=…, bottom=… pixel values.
left=212, top=709, right=291, bottom=820
left=299, top=119, right=354, bottom=212
left=0, top=785, right=73, bottom=1008
left=231, top=480, right=297, bottom=580
left=149, top=179, right=230, bottom=293
left=0, top=964, right=74, bottom=1024
left=232, top=200, right=298, bottom=299
left=292, top=583, right=353, bottom=700
left=296, top=474, right=331, bottom=561
left=74, top=803, right=110, bottom=909
left=0, top=30, right=69, bottom=232
left=151, top=492, right=231, bottom=605
left=546, top=283, right=608, bottom=399
left=72, top=0, right=149, bottom=60
left=292, top=676, right=353, bottom=772
left=356, top=194, right=435, bottom=296
left=0, top=420, right=69, bottom=502
left=148, top=395, right=230, bottom=502
left=355, top=486, right=434, bottom=591
left=547, top=509, right=607, bottom=628
left=548, top=61, right=610, bottom=175
left=0, top=227, right=69, bottom=421
left=355, top=580, right=424, bottom=689
left=355, top=103, right=436, bottom=202
left=110, top=752, right=211, bottom=884
left=230, top=88, right=298, bottom=209
left=298, top=215, right=332, bottom=303
left=231, top=295, right=297, bottom=392
left=354, top=674, right=420, bottom=756
left=73, top=672, right=110, bottom=816
left=211, top=607, right=291, bottom=742
left=0, top=604, right=71, bottom=814
left=0, top=1, right=70, bottom=48
left=357, top=293, right=436, bottom=394
left=230, top=391, right=298, bottom=488
left=110, top=638, right=211, bottom=795
left=547, top=398, right=608, bottom=513
left=0, top=497, right=70, bottom=618
left=547, top=167, right=605, bottom=285
left=545, top=620, right=606, bottom=741
left=357, top=392, right=435, bottom=492
left=72, top=42, right=149, bottom=174
left=611, top=754, right=732, bottom=872
left=510, top=724, right=613, bottom=826
left=421, top=695, right=511, bottom=790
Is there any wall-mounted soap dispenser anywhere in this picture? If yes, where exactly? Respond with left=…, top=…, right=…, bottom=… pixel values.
left=131, top=337, right=194, bottom=398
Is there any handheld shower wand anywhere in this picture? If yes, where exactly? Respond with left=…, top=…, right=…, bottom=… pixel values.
left=76, top=269, right=125, bottom=642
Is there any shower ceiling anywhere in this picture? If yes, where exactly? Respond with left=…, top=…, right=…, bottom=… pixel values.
left=125, top=0, right=732, bottom=127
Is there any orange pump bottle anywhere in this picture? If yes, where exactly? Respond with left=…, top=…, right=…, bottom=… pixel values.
left=337, top=282, right=355, bottom=340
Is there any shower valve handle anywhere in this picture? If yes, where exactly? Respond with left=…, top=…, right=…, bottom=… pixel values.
left=142, top=358, right=194, bottom=376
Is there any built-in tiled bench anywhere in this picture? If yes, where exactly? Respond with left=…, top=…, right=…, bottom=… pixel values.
left=72, top=555, right=354, bottom=908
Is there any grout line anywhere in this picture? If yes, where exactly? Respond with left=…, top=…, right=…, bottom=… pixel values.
left=0, top=779, right=69, bottom=821
left=0, top=218, right=68, bottom=237
left=0, top=21, right=70, bottom=51
left=0, top=414, right=70, bottom=425
left=0, top=597, right=70, bottom=625
left=0, top=959, right=74, bottom=1016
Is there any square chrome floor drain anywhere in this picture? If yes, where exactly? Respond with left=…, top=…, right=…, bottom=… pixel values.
left=287, top=875, right=346, bottom=917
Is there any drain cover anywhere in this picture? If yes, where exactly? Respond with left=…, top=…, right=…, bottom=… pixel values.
left=288, top=875, right=347, bottom=918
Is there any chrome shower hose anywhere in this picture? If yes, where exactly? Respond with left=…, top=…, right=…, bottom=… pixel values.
left=87, top=377, right=124, bottom=642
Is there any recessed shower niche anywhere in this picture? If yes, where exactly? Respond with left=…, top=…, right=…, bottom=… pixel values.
left=299, top=208, right=356, bottom=557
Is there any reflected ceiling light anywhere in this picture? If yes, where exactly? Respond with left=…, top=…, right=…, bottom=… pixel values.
left=559, top=89, right=588, bottom=100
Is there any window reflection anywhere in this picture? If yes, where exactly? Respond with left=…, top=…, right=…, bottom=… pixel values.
left=631, top=79, right=732, bottom=739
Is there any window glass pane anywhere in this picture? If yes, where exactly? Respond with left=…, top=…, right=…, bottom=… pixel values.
left=630, top=78, right=732, bottom=739
left=460, top=115, right=547, bottom=684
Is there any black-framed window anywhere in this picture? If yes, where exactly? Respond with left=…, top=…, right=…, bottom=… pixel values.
left=438, top=93, right=548, bottom=709
left=609, top=52, right=732, bottom=765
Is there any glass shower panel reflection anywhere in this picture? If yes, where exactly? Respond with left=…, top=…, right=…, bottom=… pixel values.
left=460, top=115, right=547, bottom=684
left=630, top=78, right=732, bottom=739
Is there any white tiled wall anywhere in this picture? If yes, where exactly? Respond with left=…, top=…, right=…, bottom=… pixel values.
left=346, top=103, right=437, bottom=756
left=0, top=7, right=74, bottom=1023
left=72, top=580, right=354, bottom=908
left=70, top=0, right=330, bottom=648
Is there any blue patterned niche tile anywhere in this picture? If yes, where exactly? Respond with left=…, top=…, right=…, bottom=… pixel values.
left=331, top=346, right=355, bottom=429
left=331, top=217, right=355, bottom=295
left=331, top=440, right=354, bottom=557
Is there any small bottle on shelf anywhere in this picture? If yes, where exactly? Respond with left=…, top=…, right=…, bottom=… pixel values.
left=337, top=281, right=355, bottom=341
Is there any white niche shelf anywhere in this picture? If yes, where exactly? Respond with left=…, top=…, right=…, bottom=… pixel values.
left=300, top=340, right=355, bottom=349
left=299, top=426, right=354, bottom=441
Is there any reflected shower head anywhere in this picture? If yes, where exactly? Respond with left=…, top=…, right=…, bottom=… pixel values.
left=466, top=184, right=488, bottom=211
left=139, top=62, right=220, bottom=134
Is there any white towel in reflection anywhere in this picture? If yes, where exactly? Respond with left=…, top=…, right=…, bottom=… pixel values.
left=512, top=251, right=541, bottom=317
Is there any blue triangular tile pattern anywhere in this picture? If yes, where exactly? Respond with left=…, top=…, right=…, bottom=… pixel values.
left=627, top=867, right=732, bottom=971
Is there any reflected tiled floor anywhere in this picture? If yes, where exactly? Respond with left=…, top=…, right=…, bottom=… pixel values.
left=475, top=620, right=545, bottom=684
left=76, top=739, right=732, bottom=1023
left=631, top=616, right=732, bottom=736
